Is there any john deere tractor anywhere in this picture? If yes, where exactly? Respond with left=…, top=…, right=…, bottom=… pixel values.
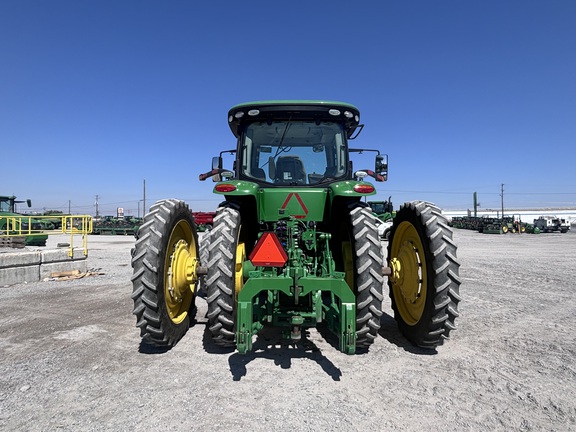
left=131, top=100, right=461, bottom=354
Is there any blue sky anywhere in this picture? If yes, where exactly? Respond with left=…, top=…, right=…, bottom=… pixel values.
left=1, top=1, right=575, bottom=216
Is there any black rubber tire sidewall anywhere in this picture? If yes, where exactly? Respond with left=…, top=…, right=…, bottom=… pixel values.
left=387, top=201, right=461, bottom=348
left=131, top=199, right=198, bottom=347
left=205, top=206, right=240, bottom=346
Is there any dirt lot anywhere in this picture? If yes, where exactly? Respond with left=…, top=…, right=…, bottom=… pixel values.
left=1, top=229, right=575, bottom=431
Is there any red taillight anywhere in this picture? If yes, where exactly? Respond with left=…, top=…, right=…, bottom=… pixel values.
left=215, top=183, right=237, bottom=193
left=249, top=232, right=288, bottom=267
left=353, top=184, right=375, bottom=194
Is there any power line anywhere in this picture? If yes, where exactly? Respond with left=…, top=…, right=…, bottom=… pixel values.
left=384, top=189, right=576, bottom=196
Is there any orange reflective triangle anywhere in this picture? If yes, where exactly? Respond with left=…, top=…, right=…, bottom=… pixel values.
left=249, top=232, right=288, bottom=267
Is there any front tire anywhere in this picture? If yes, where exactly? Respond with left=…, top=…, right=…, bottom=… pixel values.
left=131, top=199, right=199, bottom=347
left=387, top=201, right=461, bottom=348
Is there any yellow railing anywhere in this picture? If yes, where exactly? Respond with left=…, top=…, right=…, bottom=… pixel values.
left=0, top=215, right=93, bottom=257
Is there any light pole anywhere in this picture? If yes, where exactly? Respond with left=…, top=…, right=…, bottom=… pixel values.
left=143, top=178, right=146, bottom=219
left=500, top=183, right=505, bottom=218
left=138, top=200, right=144, bottom=218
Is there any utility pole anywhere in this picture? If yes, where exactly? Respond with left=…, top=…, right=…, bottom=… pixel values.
left=95, top=195, right=100, bottom=217
left=473, top=192, right=478, bottom=218
left=500, top=184, right=505, bottom=218
left=143, top=179, right=146, bottom=217
left=68, top=200, right=71, bottom=215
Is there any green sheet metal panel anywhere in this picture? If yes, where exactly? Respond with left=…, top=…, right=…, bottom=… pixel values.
left=257, top=188, right=327, bottom=222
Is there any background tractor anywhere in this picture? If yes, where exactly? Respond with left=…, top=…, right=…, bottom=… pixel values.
left=0, top=195, right=48, bottom=246
left=368, top=197, right=395, bottom=240
left=131, top=101, right=461, bottom=354
left=368, top=197, right=394, bottom=222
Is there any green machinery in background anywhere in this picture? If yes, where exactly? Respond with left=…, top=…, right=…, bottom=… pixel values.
left=368, top=197, right=395, bottom=222
left=92, top=216, right=142, bottom=235
left=450, top=215, right=531, bottom=234
left=0, top=195, right=48, bottom=246
left=449, top=192, right=539, bottom=234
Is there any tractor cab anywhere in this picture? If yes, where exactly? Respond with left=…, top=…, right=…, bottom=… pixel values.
left=0, top=195, right=32, bottom=214
left=239, top=119, right=346, bottom=186
left=206, top=101, right=388, bottom=185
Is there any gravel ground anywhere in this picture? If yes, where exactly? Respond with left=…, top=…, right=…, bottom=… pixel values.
left=0, top=229, right=575, bottom=431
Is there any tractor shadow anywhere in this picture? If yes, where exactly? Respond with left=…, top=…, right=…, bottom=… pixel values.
left=316, top=313, right=437, bottom=356
left=138, top=336, right=172, bottom=354
left=378, top=311, right=438, bottom=355
left=206, top=326, right=343, bottom=381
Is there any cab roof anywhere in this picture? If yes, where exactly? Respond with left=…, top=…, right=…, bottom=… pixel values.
left=227, top=100, right=361, bottom=138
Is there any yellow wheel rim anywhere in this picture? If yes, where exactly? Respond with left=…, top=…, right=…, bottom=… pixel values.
left=389, top=221, right=427, bottom=325
left=235, top=242, right=246, bottom=296
left=164, top=220, right=198, bottom=324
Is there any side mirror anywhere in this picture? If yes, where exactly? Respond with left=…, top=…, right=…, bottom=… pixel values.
left=211, top=156, right=223, bottom=182
left=212, top=156, right=222, bottom=170
left=26, top=199, right=32, bottom=207
left=375, top=154, right=388, bottom=181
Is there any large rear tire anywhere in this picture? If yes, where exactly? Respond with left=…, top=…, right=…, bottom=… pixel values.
left=131, top=199, right=199, bottom=347
left=341, top=203, right=384, bottom=349
left=387, top=201, right=461, bottom=348
left=205, top=206, right=242, bottom=346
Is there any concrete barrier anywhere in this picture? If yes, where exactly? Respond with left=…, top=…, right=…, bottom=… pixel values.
left=0, top=248, right=87, bottom=286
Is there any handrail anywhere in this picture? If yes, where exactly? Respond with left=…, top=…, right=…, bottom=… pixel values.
left=0, top=215, right=93, bottom=257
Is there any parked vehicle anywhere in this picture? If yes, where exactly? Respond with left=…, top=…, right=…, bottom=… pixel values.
left=130, top=100, right=461, bottom=355
left=533, top=216, right=571, bottom=233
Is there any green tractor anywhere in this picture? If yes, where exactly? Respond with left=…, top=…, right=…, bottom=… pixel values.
left=368, top=197, right=394, bottom=222
left=0, top=195, right=48, bottom=246
left=131, top=101, right=461, bottom=353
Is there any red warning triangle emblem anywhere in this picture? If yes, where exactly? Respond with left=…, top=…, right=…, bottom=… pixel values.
left=280, top=193, right=309, bottom=219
